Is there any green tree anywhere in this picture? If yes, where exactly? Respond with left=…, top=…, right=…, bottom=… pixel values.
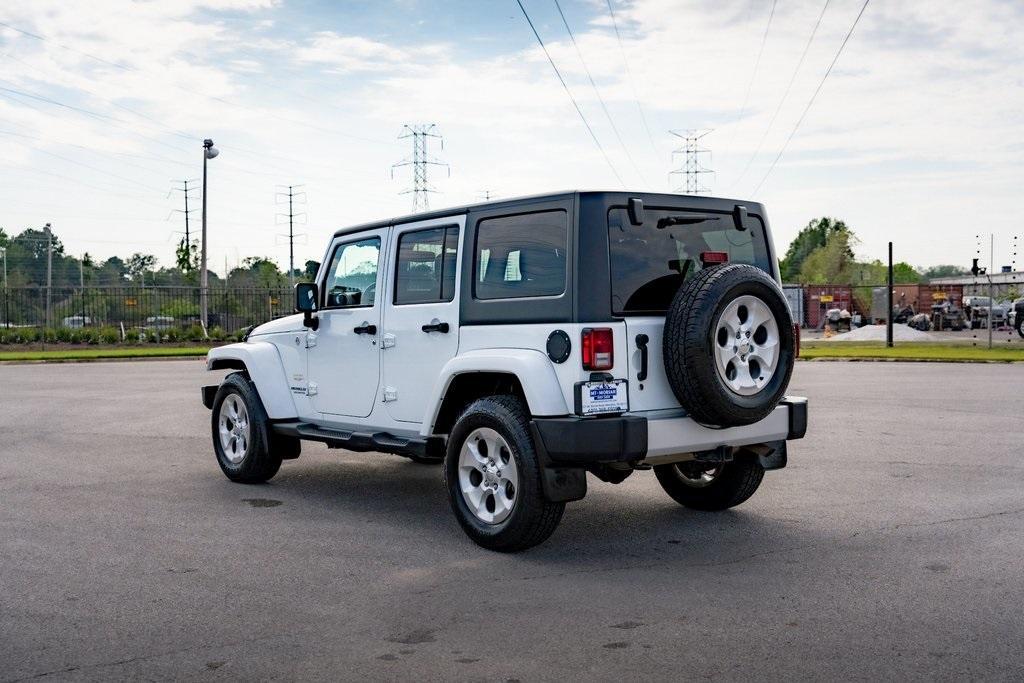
left=303, top=260, right=320, bottom=281
left=779, top=217, right=851, bottom=282
left=125, top=253, right=157, bottom=283
left=175, top=238, right=200, bottom=279
left=798, top=227, right=857, bottom=284
left=923, top=264, right=969, bottom=279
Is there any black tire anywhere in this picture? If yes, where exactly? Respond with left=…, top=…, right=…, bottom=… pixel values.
left=663, top=263, right=795, bottom=427
left=654, top=459, right=764, bottom=511
left=1017, top=317, right=1024, bottom=340
left=444, top=395, right=564, bottom=552
left=211, top=373, right=282, bottom=484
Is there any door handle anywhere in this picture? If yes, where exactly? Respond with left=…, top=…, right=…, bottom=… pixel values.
left=354, top=322, right=377, bottom=335
left=421, top=320, right=450, bottom=334
left=635, top=333, right=649, bottom=381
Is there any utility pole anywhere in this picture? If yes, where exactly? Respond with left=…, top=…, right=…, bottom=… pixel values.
left=170, top=179, right=198, bottom=273
left=988, top=234, right=994, bottom=350
left=201, top=139, right=219, bottom=333
left=275, top=185, right=307, bottom=288
left=44, top=223, right=53, bottom=330
left=392, top=124, right=448, bottom=212
left=1, top=246, right=7, bottom=329
left=886, top=241, right=894, bottom=348
left=669, top=129, right=714, bottom=194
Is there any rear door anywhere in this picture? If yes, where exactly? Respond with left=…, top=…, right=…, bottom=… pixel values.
left=607, top=205, right=774, bottom=412
left=381, top=216, right=463, bottom=423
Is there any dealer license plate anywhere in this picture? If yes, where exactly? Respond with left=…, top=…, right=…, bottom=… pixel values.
left=579, top=379, right=629, bottom=415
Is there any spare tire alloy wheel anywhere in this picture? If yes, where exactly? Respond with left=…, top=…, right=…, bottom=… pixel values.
left=663, top=263, right=795, bottom=427
left=714, top=295, right=780, bottom=396
left=459, top=427, right=518, bottom=524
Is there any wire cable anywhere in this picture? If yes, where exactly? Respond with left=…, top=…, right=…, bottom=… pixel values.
left=752, top=0, right=871, bottom=195
left=730, top=0, right=778, bottom=142
left=605, top=0, right=658, bottom=157
left=515, top=0, right=626, bottom=188
left=731, top=0, right=831, bottom=190
left=553, top=0, right=649, bottom=187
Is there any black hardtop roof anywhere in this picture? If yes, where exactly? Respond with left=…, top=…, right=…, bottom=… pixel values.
left=331, top=190, right=765, bottom=238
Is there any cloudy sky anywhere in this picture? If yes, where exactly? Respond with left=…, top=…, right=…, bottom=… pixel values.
left=1, top=0, right=1021, bottom=275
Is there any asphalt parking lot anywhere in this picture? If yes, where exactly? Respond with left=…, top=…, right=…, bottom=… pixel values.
left=2, top=360, right=1023, bottom=681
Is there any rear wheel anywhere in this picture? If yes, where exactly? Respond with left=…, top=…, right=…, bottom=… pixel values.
left=444, top=396, right=564, bottom=552
left=211, top=373, right=282, bottom=484
left=1017, top=316, right=1024, bottom=339
left=654, top=459, right=764, bottom=511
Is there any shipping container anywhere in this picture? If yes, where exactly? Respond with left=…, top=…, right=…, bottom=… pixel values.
left=804, top=285, right=853, bottom=328
left=871, top=284, right=964, bottom=322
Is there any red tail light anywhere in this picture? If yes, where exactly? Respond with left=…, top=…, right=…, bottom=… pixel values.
left=581, top=328, right=614, bottom=371
left=793, top=322, right=801, bottom=358
left=701, top=251, right=729, bottom=267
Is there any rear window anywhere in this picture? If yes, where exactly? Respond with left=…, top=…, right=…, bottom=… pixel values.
left=474, top=210, right=567, bottom=300
left=608, top=207, right=771, bottom=315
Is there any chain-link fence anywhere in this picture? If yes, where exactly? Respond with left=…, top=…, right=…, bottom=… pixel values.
left=0, top=286, right=294, bottom=333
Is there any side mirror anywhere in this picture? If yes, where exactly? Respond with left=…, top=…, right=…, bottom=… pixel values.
left=295, top=282, right=319, bottom=329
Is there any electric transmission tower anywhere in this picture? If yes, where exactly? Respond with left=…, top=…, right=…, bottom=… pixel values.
left=275, top=185, right=307, bottom=288
left=391, top=124, right=449, bottom=212
left=669, top=129, right=714, bottom=195
left=169, top=179, right=199, bottom=272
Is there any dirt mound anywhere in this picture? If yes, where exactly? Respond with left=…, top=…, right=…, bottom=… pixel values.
left=823, top=324, right=938, bottom=342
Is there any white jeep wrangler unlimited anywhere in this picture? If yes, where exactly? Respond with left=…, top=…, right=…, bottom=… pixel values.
left=202, top=191, right=807, bottom=551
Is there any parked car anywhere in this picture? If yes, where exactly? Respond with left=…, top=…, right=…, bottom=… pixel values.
left=201, top=191, right=807, bottom=551
left=1010, top=298, right=1024, bottom=338
left=144, top=316, right=176, bottom=330
left=61, top=315, right=92, bottom=329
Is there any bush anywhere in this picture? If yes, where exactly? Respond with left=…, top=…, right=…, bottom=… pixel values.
left=100, top=327, right=120, bottom=344
left=185, top=324, right=205, bottom=342
left=69, top=330, right=84, bottom=344
left=163, top=328, right=180, bottom=343
left=56, top=327, right=73, bottom=343
left=84, top=329, right=100, bottom=345
left=42, top=328, right=58, bottom=343
left=124, top=328, right=141, bottom=344
left=209, top=326, right=226, bottom=342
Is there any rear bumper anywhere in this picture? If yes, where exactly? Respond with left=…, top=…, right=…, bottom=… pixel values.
left=531, top=397, right=807, bottom=466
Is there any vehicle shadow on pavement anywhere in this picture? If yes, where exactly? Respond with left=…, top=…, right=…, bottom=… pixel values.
left=207, top=447, right=836, bottom=565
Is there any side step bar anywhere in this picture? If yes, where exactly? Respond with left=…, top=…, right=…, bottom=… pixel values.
left=271, top=421, right=443, bottom=459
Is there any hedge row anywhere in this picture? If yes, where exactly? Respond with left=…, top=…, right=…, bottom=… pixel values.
left=0, top=325, right=246, bottom=345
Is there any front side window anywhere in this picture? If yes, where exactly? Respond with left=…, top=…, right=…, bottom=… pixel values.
left=394, top=226, right=459, bottom=305
left=474, top=210, right=567, bottom=300
left=323, top=237, right=380, bottom=308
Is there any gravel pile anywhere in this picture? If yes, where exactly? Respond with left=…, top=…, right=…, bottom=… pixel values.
left=823, top=324, right=938, bottom=342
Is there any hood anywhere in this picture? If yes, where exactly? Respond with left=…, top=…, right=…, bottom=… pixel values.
left=248, top=313, right=306, bottom=337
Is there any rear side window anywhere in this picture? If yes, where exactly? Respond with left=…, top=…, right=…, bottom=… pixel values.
left=608, top=207, right=771, bottom=315
left=474, top=210, right=567, bottom=300
left=394, top=226, right=459, bottom=305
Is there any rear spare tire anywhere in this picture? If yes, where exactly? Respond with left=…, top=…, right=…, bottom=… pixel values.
left=663, top=263, right=795, bottom=427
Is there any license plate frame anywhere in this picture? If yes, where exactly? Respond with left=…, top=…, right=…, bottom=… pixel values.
left=575, top=379, right=629, bottom=416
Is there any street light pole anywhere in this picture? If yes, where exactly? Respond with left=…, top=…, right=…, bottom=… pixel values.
left=44, top=223, right=53, bottom=330
left=201, top=139, right=219, bottom=334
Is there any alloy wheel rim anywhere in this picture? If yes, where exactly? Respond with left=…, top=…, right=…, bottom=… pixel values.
left=458, top=427, right=519, bottom=525
left=713, top=294, right=780, bottom=396
left=218, top=394, right=250, bottom=464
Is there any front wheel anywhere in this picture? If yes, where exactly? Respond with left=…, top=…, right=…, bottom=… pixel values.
left=1017, top=316, right=1024, bottom=339
left=211, top=373, right=282, bottom=484
left=444, top=396, right=564, bottom=552
left=654, top=459, right=764, bottom=511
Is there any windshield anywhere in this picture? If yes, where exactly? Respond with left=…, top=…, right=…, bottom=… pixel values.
left=608, top=207, right=772, bottom=315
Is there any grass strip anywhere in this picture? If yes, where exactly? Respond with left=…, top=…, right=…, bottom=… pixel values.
left=0, top=347, right=211, bottom=362
left=801, top=341, right=1024, bottom=362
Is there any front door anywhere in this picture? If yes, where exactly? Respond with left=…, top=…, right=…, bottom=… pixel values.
left=382, top=217, right=463, bottom=423
left=308, top=228, right=389, bottom=418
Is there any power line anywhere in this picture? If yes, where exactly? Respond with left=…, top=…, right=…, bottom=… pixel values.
left=169, top=180, right=199, bottom=272
left=729, top=0, right=778, bottom=141
left=605, top=0, right=658, bottom=157
left=752, top=0, right=871, bottom=195
left=731, top=0, right=831, bottom=191
left=553, top=0, right=649, bottom=187
left=515, top=0, right=626, bottom=188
